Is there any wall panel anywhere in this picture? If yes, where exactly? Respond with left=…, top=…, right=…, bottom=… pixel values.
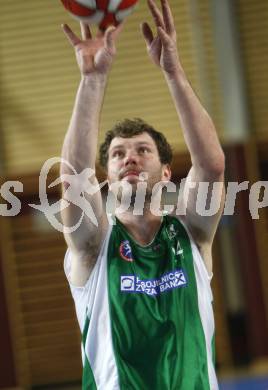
left=0, top=0, right=211, bottom=175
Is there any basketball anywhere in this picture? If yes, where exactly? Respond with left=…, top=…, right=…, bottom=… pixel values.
left=61, top=0, right=139, bottom=30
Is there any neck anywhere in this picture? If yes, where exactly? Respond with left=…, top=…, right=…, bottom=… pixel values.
left=115, top=207, right=163, bottom=246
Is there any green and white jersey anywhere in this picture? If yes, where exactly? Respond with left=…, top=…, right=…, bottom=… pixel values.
left=64, top=215, right=218, bottom=390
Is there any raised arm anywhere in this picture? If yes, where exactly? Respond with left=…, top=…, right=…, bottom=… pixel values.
left=142, top=0, right=225, bottom=272
left=61, top=23, right=121, bottom=285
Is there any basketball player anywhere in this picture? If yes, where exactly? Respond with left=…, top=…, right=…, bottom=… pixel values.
left=61, top=0, right=225, bottom=388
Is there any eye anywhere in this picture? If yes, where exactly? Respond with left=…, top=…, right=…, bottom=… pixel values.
left=112, top=150, right=124, bottom=158
left=138, top=146, right=150, bottom=154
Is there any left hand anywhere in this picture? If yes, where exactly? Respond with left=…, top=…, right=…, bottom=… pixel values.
left=141, top=0, right=181, bottom=76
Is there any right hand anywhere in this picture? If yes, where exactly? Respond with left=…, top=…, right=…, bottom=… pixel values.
left=62, top=22, right=122, bottom=75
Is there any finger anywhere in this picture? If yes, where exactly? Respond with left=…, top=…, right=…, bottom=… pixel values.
left=161, top=0, right=175, bottom=35
left=157, top=26, right=170, bottom=46
left=62, top=24, right=81, bottom=46
left=141, top=22, right=154, bottom=48
left=97, top=22, right=124, bottom=40
left=104, top=25, right=117, bottom=52
left=147, top=0, right=165, bottom=29
left=80, top=22, right=92, bottom=40
left=111, top=22, right=124, bottom=41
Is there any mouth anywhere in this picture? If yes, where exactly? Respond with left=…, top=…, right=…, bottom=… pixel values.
left=122, top=170, right=139, bottom=178
left=120, top=169, right=140, bottom=179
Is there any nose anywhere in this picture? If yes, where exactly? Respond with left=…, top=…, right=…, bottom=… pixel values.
left=124, top=150, right=138, bottom=166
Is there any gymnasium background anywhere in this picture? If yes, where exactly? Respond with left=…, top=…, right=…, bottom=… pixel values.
left=0, top=0, right=268, bottom=389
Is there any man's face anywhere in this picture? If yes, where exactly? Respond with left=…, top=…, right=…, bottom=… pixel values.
left=107, top=132, right=171, bottom=197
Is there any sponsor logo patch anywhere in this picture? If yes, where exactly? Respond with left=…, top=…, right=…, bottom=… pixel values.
left=120, top=269, right=187, bottom=296
left=119, top=240, right=134, bottom=262
left=167, top=223, right=177, bottom=239
left=120, top=276, right=135, bottom=291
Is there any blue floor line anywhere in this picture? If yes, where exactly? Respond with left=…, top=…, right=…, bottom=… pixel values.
left=220, top=376, right=268, bottom=390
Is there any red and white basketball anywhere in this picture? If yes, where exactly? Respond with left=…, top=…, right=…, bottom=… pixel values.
left=61, top=0, right=139, bottom=30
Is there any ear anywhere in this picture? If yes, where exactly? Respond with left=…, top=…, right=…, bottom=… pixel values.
left=162, top=164, right=171, bottom=181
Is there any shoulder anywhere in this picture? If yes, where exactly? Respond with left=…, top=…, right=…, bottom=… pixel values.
left=165, top=214, right=213, bottom=276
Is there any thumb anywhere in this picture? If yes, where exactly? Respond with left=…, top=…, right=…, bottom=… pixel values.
left=141, top=22, right=154, bottom=49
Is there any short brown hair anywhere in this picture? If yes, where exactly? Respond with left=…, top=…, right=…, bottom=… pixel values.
left=99, top=118, right=173, bottom=170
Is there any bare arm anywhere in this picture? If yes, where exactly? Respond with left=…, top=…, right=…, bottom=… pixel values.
left=142, top=0, right=225, bottom=273
left=61, top=23, right=121, bottom=285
